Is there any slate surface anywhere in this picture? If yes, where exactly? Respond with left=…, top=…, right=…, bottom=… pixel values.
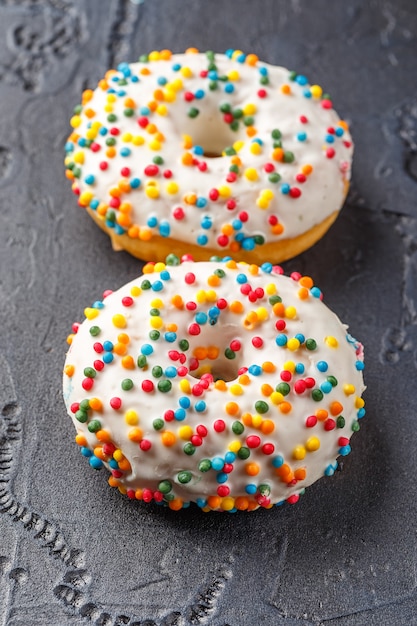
left=0, top=1, right=416, bottom=625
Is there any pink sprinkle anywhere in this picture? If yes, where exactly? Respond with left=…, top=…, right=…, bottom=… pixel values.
left=185, top=272, right=196, bottom=284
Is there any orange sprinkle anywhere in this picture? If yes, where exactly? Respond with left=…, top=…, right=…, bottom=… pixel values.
left=246, top=126, right=257, bottom=137
left=245, top=462, right=260, bottom=476
left=113, top=342, right=127, bottom=356
left=298, top=287, right=310, bottom=300
left=302, top=164, right=313, bottom=175
left=184, top=192, right=197, bottom=204
left=81, top=89, right=94, bottom=104
left=229, top=241, right=241, bottom=253
left=294, top=468, right=307, bottom=481
left=238, top=374, right=250, bottom=385
left=225, top=401, right=240, bottom=416
left=230, top=300, right=244, bottom=314
left=185, top=47, right=199, bottom=54
left=121, top=355, right=135, bottom=369
left=108, top=476, right=120, bottom=488
left=261, top=383, right=273, bottom=396
left=262, top=361, right=276, bottom=373
left=279, top=401, right=292, bottom=414
left=181, top=152, right=194, bottom=166
left=117, top=213, right=131, bottom=228
left=214, top=380, right=227, bottom=391
left=207, top=274, right=221, bottom=287
left=330, top=401, right=343, bottom=416
left=128, top=427, right=143, bottom=442
left=261, top=419, right=275, bottom=434
left=316, top=409, right=328, bottom=421
left=75, top=433, right=87, bottom=447
left=118, top=458, right=132, bottom=471
left=272, top=302, right=285, bottom=317
left=84, top=108, right=96, bottom=119
left=281, top=84, right=291, bottom=94
left=193, top=346, right=208, bottom=360
left=169, top=498, right=183, bottom=511
left=161, top=431, right=176, bottom=446
left=207, top=346, right=219, bottom=359
left=95, top=430, right=112, bottom=443
left=89, top=397, right=103, bottom=411
left=207, top=496, right=221, bottom=510
left=242, top=413, right=253, bottom=427
left=235, top=496, right=250, bottom=510
left=153, top=88, right=164, bottom=101
left=272, top=147, right=284, bottom=161
left=64, top=364, right=74, bottom=377
left=246, top=53, right=259, bottom=66
left=171, top=294, right=184, bottom=309
left=118, top=180, right=131, bottom=193
left=165, top=323, right=178, bottom=332
left=221, top=224, right=234, bottom=236
left=105, top=147, right=116, bottom=158
left=93, top=447, right=107, bottom=461
left=247, top=500, right=259, bottom=511
left=299, top=275, right=314, bottom=288
left=139, top=228, right=152, bottom=241
left=271, top=223, right=284, bottom=235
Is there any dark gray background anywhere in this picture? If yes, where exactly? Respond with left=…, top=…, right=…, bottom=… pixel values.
left=0, top=1, right=416, bottom=625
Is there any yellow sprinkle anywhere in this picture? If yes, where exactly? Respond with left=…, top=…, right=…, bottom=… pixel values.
left=113, top=449, right=124, bottom=462
left=285, top=306, right=297, bottom=319
left=228, top=440, right=242, bottom=453
left=287, top=338, right=301, bottom=351
left=84, top=307, right=99, bottom=320
left=132, top=135, right=145, bottom=146
left=270, top=391, right=284, bottom=405
left=130, top=286, right=141, bottom=297
left=145, top=184, right=159, bottom=199
left=252, top=414, right=262, bottom=429
left=229, top=384, right=243, bottom=396
left=221, top=496, right=235, bottom=511
left=156, top=104, right=168, bottom=116
left=106, top=93, right=117, bottom=103
left=293, top=445, right=306, bottom=460
left=355, top=396, right=365, bottom=409
left=256, top=306, right=269, bottom=321
left=243, top=103, right=257, bottom=115
left=154, top=262, right=166, bottom=272
left=178, top=425, right=193, bottom=440
left=343, top=384, right=356, bottom=396
left=122, top=132, right=132, bottom=142
left=265, top=283, right=277, bottom=295
left=179, top=379, right=191, bottom=394
left=166, top=181, right=179, bottom=194
left=306, top=436, right=320, bottom=452
left=125, top=410, right=139, bottom=426
left=112, top=314, right=127, bottom=328
left=195, top=290, right=206, bottom=304
left=218, top=185, right=232, bottom=197
left=244, top=167, right=258, bottom=181
left=149, top=139, right=162, bottom=151
left=250, top=142, right=262, bottom=156
left=256, top=197, right=269, bottom=209
left=150, top=298, right=164, bottom=308
left=180, top=66, right=193, bottom=78
left=283, top=360, right=296, bottom=373
left=227, top=69, right=240, bottom=81
left=73, top=151, right=85, bottom=164
left=232, top=140, right=245, bottom=152
left=150, top=316, right=163, bottom=329
left=261, top=189, right=275, bottom=200
left=70, top=115, right=81, bottom=128
left=310, top=84, right=323, bottom=98
left=325, top=336, right=339, bottom=348
left=163, top=89, right=176, bottom=102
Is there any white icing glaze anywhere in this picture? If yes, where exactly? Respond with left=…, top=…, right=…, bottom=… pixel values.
left=63, top=260, right=365, bottom=512
left=65, top=50, right=353, bottom=256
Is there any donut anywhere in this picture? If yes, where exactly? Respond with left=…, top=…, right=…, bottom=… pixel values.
left=64, top=48, right=353, bottom=264
left=63, top=256, right=365, bottom=512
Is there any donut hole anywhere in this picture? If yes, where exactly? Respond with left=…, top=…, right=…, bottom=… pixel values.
left=182, top=111, right=245, bottom=159
left=189, top=325, right=243, bottom=382
left=193, top=354, right=241, bottom=383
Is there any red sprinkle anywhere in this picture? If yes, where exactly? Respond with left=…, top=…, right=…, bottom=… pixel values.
left=246, top=435, right=261, bottom=448
left=82, top=378, right=94, bottom=391
left=141, top=380, right=154, bottom=393
left=140, top=439, right=152, bottom=451
left=306, top=415, right=318, bottom=428
left=110, top=397, right=122, bottom=409
left=122, top=296, right=134, bottom=307
left=252, top=336, right=263, bottom=348
left=214, top=419, right=226, bottom=432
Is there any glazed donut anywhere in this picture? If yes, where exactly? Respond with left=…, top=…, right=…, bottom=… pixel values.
left=63, top=256, right=365, bottom=512
left=65, top=48, right=353, bottom=264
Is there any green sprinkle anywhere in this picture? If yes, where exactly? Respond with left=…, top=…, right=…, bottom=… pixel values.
left=83, top=367, right=96, bottom=378
left=268, top=173, right=281, bottom=183
left=150, top=308, right=160, bottom=317
left=188, top=107, right=199, bottom=118
left=153, top=155, right=164, bottom=165
left=79, top=399, right=90, bottom=411
left=289, top=70, right=297, bottom=81
left=124, top=108, right=134, bottom=117
left=220, top=103, right=232, bottom=113
left=141, top=279, right=151, bottom=290
left=224, top=146, right=236, bottom=156
left=284, top=151, right=295, bottom=163
left=179, top=339, right=189, bottom=351
left=258, top=483, right=271, bottom=496
left=337, top=415, right=346, bottom=428
left=351, top=421, right=360, bottom=432
left=243, top=116, right=254, bottom=126
left=305, top=339, right=317, bottom=351
left=233, top=108, right=243, bottom=119
left=198, top=459, right=212, bottom=472
left=312, top=389, right=324, bottom=401
left=255, top=400, right=269, bottom=414
left=209, top=81, right=218, bottom=91
left=237, top=446, right=250, bottom=460
left=153, top=418, right=164, bottom=430
left=166, top=253, right=180, bottom=266
left=157, top=379, right=172, bottom=393
left=137, top=355, right=147, bottom=368
left=214, top=269, right=226, bottom=278
left=89, top=325, right=101, bottom=336
left=271, top=129, right=282, bottom=140
left=232, top=421, right=244, bottom=435
left=230, top=120, right=239, bottom=132
left=269, top=295, right=282, bottom=305
left=276, top=382, right=290, bottom=396
left=177, top=470, right=192, bottom=484
left=260, top=76, right=269, bottom=85
left=87, top=419, right=101, bottom=433
left=73, top=104, right=82, bottom=114
left=139, top=54, right=148, bottom=62
left=254, top=235, right=265, bottom=245
left=149, top=330, right=160, bottom=341
left=152, top=366, right=163, bottom=378
left=121, top=378, right=133, bottom=391
left=327, top=375, right=338, bottom=387
left=75, top=410, right=88, bottom=423
left=183, top=442, right=195, bottom=455
left=105, top=137, right=116, bottom=146
left=158, top=480, right=172, bottom=494
left=224, top=348, right=236, bottom=359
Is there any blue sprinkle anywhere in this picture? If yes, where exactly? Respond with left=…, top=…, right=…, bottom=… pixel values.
left=236, top=53, right=246, bottom=63
left=78, top=137, right=87, bottom=147
left=357, top=408, right=366, bottom=419
left=297, top=131, right=307, bottom=142
left=339, top=445, right=351, bottom=456
left=131, top=75, right=139, bottom=83
left=117, top=90, right=126, bottom=97
left=165, top=366, right=177, bottom=378
left=130, top=177, right=141, bottom=188
left=317, top=361, right=328, bottom=372
left=252, top=137, right=263, bottom=145
left=248, top=364, right=262, bottom=376
left=225, top=451, right=236, bottom=463
left=179, top=396, right=191, bottom=409
left=107, top=88, right=116, bottom=94
left=195, top=89, right=205, bottom=99
left=89, top=456, right=103, bottom=470
left=245, top=483, right=257, bottom=495
left=242, top=237, right=255, bottom=250
left=114, top=225, right=125, bottom=235
left=141, top=344, right=153, bottom=355
left=195, top=312, right=208, bottom=324
left=197, top=234, right=208, bottom=245
left=147, top=216, right=158, bottom=227
left=105, top=220, right=115, bottom=229
left=208, top=70, right=218, bottom=80
left=303, top=89, right=312, bottom=98
left=175, top=408, right=186, bottom=421
left=259, top=66, right=268, bottom=76
left=355, top=360, right=365, bottom=371
left=295, top=363, right=305, bottom=374
left=90, top=199, right=99, bottom=210
left=208, top=306, right=220, bottom=319
left=261, top=262, right=273, bottom=273
left=310, top=286, right=322, bottom=298
left=193, top=145, right=204, bottom=156
left=103, top=341, right=114, bottom=352
left=157, top=76, right=167, bottom=85
left=99, top=127, right=108, bottom=136
left=151, top=280, right=163, bottom=291
left=80, top=447, right=92, bottom=458
left=235, top=232, right=245, bottom=242
left=236, top=273, right=248, bottom=284
left=196, top=498, right=207, bottom=508
left=159, top=221, right=171, bottom=237
left=320, top=381, right=333, bottom=394
left=225, top=49, right=234, bottom=58
left=325, top=134, right=335, bottom=144
left=111, top=75, right=119, bottom=82
left=102, top=352, right=113, bottom=364
left=120, top=147, right=131, bottom=156
left=276, top=334, right=287, bottom=347
left=108, top=459, right=119, bottom=469
left=201, top=216, right=212, bottom=229
left=65, top=141, right=74, bottom=153
left=194, top=400, right=206, bottom=412
left=172, top=63, right=181, bottom=71
left=295, top=333, right=305, bottom=344
left=92, top=300, right=104, bottom=309
left=140, top=106, right=150, bottom=115
left=196, top=197, right=207, bottom=208
left=272, top=455, right=284, bottom=468
left=160, top=270, right=171, bottom=281
left=164, top=331, right=177, bottom=343
left=216, top=472, right=228, bottom=483
left=211, top=457, right=224, bottom=471
left=224, top=83, right=234, bottom=93
left=232, top=219, right=242, bottom=231
left=296, top=74, right=308, bottom=86
left=324, top=463, right=335, bottom=476
left=335, top=127, right=344, bottom=137
left=281, top=183, right=290, bottom=194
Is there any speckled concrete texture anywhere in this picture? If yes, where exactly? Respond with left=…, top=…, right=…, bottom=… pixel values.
left=0, top=1, right=416, bottom=625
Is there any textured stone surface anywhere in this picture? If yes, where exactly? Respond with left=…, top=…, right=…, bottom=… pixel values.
left=0, top=1, right=416, bottom=625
